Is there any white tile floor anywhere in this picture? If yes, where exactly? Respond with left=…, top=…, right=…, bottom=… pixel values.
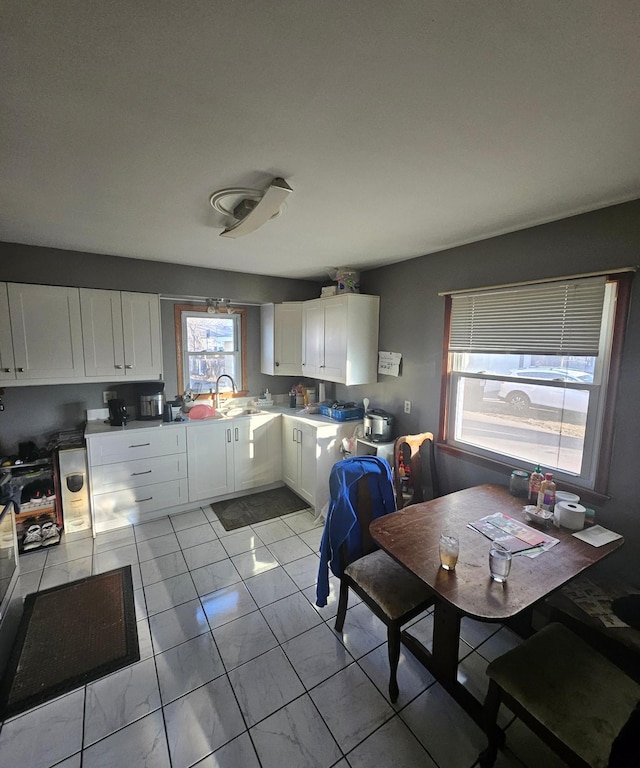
left=0, top=505, right=571, bottom=768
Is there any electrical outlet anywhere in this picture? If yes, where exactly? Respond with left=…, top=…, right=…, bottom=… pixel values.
left=404, top=400, right=411, bottom=414
left=103, top=390, right=116, bottom=404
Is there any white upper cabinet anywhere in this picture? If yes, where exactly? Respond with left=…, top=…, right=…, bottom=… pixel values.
left=302, top=294, right=379, bottom=385
left=7, top=283, right=85, bottom=380
left=260, top=302, right=303, bottom=376
left=81, top=289, right=162, bottom=379
left=0, top=283, right=16, bottom=383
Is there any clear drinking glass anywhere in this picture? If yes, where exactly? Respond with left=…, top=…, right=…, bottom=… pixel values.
left=439, top=533, right=459, bottom=571
left=489, top=543, right=512, bottom=583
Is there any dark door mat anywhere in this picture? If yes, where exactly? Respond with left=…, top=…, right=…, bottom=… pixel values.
left=211, top=486, right=310, bottom=531
left=0, top=566, right=139, bottom=719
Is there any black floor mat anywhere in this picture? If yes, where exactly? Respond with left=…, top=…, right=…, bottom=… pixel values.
left=211, top=486, right=310, bottom=531
left=0, top=566, right=139, bottom=719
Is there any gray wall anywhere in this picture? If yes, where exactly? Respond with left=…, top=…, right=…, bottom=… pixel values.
left=337, top=199, right=640, bottom=583
left=0, top=243, right=320, bottom=453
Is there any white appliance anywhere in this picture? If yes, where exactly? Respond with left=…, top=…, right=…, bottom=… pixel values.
left=57, top=447, right=91, bottom=532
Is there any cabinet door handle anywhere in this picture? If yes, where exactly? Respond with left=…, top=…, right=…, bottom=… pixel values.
left=16, top=367, right=25, bottom=372
left=129, top=442, right=151, bottom=448
left=275, top=361, right=280, bottom=367
left=292, top=427, right=297, bottom=442
left=125, top=364, right=134, bottom=369
left=135, top=496, right=153, bottom=503
left=2, top=368, right=10, bottom=373
left=234, top=428, right=239, bottom=441
left=227, top=429, right=232, bottom=443
left=131, top=470, right=152, bottom=476
left=115, top=364, right=124, bottom=369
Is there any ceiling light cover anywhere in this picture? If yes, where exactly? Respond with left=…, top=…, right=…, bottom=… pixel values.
left=210, top=177, right=292, bottom=238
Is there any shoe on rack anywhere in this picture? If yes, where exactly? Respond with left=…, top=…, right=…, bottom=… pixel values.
left=23, top=524, right=43, bottom=551
left=41, top=521, right=60, bottom=547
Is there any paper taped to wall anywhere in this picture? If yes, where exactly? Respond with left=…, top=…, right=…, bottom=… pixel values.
left=378, top=351, right=402, bottom=377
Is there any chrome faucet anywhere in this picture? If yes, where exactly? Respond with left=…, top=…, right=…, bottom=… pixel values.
left=214, top=374, right=237, bottom=410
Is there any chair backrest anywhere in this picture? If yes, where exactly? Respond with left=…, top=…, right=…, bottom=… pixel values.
left=327, top=456, right=396, bottom=571
left=393, top=432, right=440, bottom=509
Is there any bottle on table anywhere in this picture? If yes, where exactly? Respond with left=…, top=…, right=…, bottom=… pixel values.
left=537, top=473, right=556, bottom=511
left=528, top=464, right=544, bottom=504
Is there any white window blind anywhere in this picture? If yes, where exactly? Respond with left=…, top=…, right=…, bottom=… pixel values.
left=449, top=277, right=606, bottom=356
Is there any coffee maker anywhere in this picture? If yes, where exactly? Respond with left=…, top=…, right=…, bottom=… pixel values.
left=107, top=398, right=128, bottom=427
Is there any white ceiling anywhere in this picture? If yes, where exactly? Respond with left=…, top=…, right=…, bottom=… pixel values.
left=1, top=1, right=639, bottom=280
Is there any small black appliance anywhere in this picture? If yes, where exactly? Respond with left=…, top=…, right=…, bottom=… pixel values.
left=107, top=398, right=128, bottom=427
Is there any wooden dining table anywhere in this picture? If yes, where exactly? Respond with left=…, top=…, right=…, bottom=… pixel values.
left=369, top=483, right=624, bottom=725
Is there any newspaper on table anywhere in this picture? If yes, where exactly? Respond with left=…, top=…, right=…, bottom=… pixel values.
left=468, top=512, right=559, bottom=558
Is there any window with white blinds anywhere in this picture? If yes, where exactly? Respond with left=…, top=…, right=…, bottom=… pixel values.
left=441, top=272, right=631, bottom=494
left=449, top=277, right=606, bottom=356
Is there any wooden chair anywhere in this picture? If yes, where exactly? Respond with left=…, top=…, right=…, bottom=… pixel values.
left=393, top=432, right=440, bottom=509
left=333, top=468, right=434, bottom=702
left=479, top=622, right=640, bottom=768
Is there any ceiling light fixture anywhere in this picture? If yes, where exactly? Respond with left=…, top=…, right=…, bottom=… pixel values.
left=209, top=177, right=293, bottom=238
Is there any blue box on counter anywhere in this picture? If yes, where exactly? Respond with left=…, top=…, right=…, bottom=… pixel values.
left=318, top=405, right=364, bottom=421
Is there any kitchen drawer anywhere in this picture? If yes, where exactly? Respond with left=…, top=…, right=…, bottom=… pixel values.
left=91, top=454, right=187, bottom=494
left=92, top=478, right=189, bottom=532
left=88, top=427, right=186, bottom=465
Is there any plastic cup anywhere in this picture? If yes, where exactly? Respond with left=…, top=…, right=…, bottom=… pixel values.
left=489, top=543, right=512, bottom=583
left=439, top=533, right=459, bottom=571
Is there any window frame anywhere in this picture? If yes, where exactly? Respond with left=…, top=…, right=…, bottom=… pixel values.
left=438, top=272, right=633, bottom=503
left=174, top=303, right=248, bottom=399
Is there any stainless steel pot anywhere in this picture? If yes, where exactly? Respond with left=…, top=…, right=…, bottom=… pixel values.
left=363, top=409, right=394, bottom=442
left=138, top=393, right=164, bottom=420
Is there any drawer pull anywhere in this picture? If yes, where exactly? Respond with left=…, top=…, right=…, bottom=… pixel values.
left=129, top=442, right=151, bottom=448
left=125, top=364, right=134, bottom=369
left=131, top=470, right=152, bottom=476
left=135, top=496, right=153, bottom=503
left=115, top=364, right=124, bottom=369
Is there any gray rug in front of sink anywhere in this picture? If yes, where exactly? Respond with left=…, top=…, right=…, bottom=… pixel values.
left=211, top=487, right=310, bottom=531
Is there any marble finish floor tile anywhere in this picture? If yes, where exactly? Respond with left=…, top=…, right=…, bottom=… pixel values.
left=358, top=643, right=435, bottom=708
left=143, top=572, right=198, bottom=615
left=182, top=538, right=228, bottom=570
left=175, top=523, right=218, bottom=550
left=155, top=632, right=225, bottom=704
left=332, top=601, right=388, bottom=659
left=347, top=715, right=438, bottom=768
left=261, top=591, right=323, bottom=643
left=83, top=659, right=161, bottom=746
left=136, top=532, right=180, bottom=562
left=193, top=732, right=261, bottom=768
left=170, top=508, right=210, bottom=531
left=190, top=558, right=241, bottom=596
left=266, top=534, right=314, bottom=565
left=92, top=527, right=135, bottom=554
left=148, top=598, right=210, bottom=652
left=228, top=646, right=305, bottom=726
left=250, top=694, right=342, bottom=768
left=220, top=528, right=265, bottom=557
left=39, top=556, right=93, bottom=591
left=298, top=526, right=323, bottom=550
left=310, top=663, right=395, bottom=753
left=201, top=581, right=258, bottom=629
left=231, top=545, right=279, bottom=579
left=82, top=710, right=170, bottom=768
left=250, top=518, right=296, bottom=545
left=0, top=690, right=84, bottom=768
left=282, top=622, right=353, bottom=690
left=134, top=517, right=174, bottom=541
left=243, top=566, right=298, bottom=607
left=213, top=610, right=278, bottom=670
left=283, top=552, right=321, bottom=589
left=44, top=537, right=94, bottom=566
left=164, top=677, right=245, bottom=768
left=281, top=509, right=320, bottom=534
left=139, top=550, right=188, bottom=586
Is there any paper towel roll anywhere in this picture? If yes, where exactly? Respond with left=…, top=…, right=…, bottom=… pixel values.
left=554, top=501, right=586, bottom=530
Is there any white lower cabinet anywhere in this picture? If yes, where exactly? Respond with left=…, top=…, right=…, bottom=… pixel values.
left=187, top=414, right=282, bottom=503
left=87, top=426, right=188, bottom=533
left=282, top=414, right=357, bottom=513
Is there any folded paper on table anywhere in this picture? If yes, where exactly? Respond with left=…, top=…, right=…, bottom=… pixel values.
left=468, top=512, right=559, bottom=557
left=572, top=525, right=623, bottom=547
